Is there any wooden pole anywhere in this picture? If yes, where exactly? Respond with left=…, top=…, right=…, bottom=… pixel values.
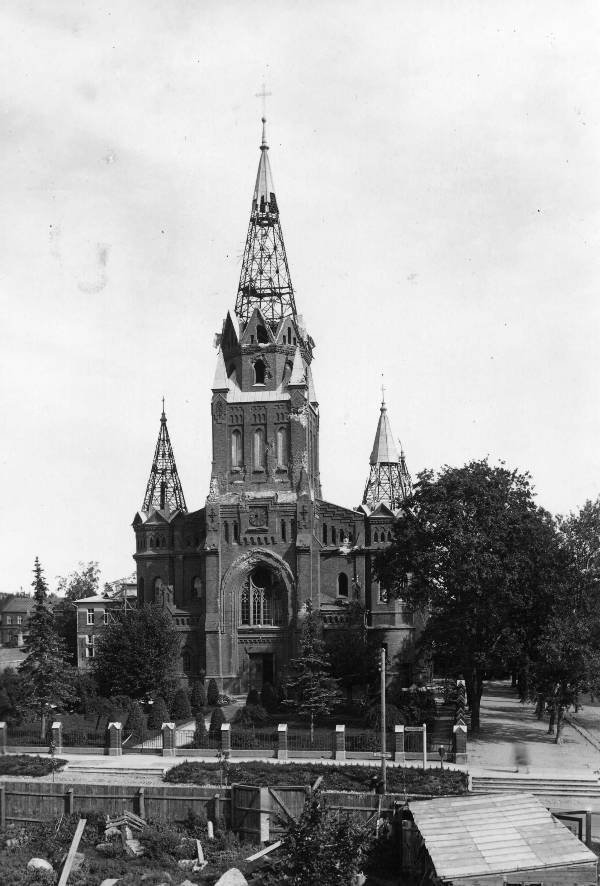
left=380, top=645, right=387, bottom=793
left=57, top=818, right=86, bottom=886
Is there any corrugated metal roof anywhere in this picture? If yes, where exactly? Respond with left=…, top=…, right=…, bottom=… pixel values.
left=410, top=793, right=596, bottom=881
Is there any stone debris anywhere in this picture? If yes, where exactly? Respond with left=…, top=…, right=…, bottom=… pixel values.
left=96, top=809, right=147, bottom=857
left=27, top=858, right=54, bottom=872
left=213, top=868, right=249, bottom=886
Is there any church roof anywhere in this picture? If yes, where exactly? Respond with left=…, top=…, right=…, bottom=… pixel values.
left=212, top=348, right=228, bottom=390
left=370, top=398, right=399, bottom=465
left=141, top=404, right=187, bottom=514
left=289, top=345, right=305, bottom=385
left=254, top=118, right=276, bottom=210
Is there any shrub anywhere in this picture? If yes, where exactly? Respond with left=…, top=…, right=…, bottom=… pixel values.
left=190, top=680, right=206, bottom=715
left=260, top=681, right=278, bottom=711
left=148, top=696, right=169, bottom=729
left=124, top=701, right=146, bottom=741
left=139, top=821, right=194, bottom=865
left=233, top=704, right=269, bottom=728
left=170, top=688, right=192, bottom=721
left=207, top=678, right=219, bottom=706
left=209, top=706, right=226, bottom=736
left=0, top=754, right=67, bottom=777
left=365, top=703, right=406, bottom=731
left=246, top=688, right=260, bottom=706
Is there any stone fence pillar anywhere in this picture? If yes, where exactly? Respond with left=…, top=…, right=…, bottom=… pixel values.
left=277, top=723, right=288, bottom=761
left=107, top=722, right=122, bottom=756
left=453, top=723, right=467, bottom=764
left=394, top=724, right=405, bottom=763
left=51, top=721, right=63, bottom=755
left=0, top=722, right=6, bottom=756
left=162, top=722, right=176, bottom=757
left=335, top=724, right=346, bottom=761
left=221, top=722, right=231, bottom=754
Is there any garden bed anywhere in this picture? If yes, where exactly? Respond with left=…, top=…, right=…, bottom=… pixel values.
left=0, top=755, right=67, bottom=777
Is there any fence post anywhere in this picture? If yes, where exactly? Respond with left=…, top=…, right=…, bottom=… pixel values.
left=162, top=722, right=176, bottom=757
left=277, top=723, right=288, bottom=761
left=453, top=723, right=467, bottom=764
left=0, top=722, right=6, bottom=756
left=422, top=723, right=427, bottom=768
left=65, top=787, right=74, bottom=815
left=107, top=722, right=122, bottom=756
left=335, top=724, right=346, bottom=761
left=0, top=785, right=5, bottom=827
left=137, top=788, right=145, bottom=819
left=394, top=724, right=405, bottom=763
left=259, top=786, right=270, bottom=842
left=220, top=722, right=231, bottom=754
left=52, top=721, right=63, bottom=755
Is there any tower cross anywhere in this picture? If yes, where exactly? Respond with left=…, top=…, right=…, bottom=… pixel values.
left=255, top=83, right=272, bottom=117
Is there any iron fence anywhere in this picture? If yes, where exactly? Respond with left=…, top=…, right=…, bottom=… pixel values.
left=230, top=728, right=278, bottom=750
left=287, top=731, right=334, bottom=752
left=176, top=729, right=221, bottom=750
left=346, top=731, right=381, bottom=753
left=7, top=727, right=49, bottom=747
left=62, top=729, right=106, bottom=748
left=122, top=730, right=163, bottom=754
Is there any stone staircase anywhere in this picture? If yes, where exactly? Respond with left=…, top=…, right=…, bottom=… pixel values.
left=471, top=773, right=600, bottom=799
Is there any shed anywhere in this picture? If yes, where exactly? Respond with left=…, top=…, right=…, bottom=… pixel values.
left=408, top=792, right=597, bottom=886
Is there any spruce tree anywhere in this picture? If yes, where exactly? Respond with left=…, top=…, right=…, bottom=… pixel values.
left=170, top=687, right=192, bottom=721
left=285, top=600, right=342, bottom=741
left=207, top=678, right=219, bottom=706
left=190, top=680, right=206, bottom=715
left=209, top=706, right=226, bottom=736
left=125, top=701, right=147, bottom=742
left=148, top=695, right=169, bottom=729
left=19, top=558, right=75, bottom=738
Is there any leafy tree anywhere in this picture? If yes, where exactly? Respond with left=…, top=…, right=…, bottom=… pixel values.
left=190, top=680, right=206, bottom=715
left=284, top=600, right=342, bottom=741
left=266, top=793, right=369, bottom=886
left=376, top=460, right=566, bottom=732
left=171, top=688, right=192, bottom=721
left=328, top=600, right=380, bottom=700
left=92, top=603, right=180, bottom=699
left=125, top=701, right=147, bottom=742
left=260, top=681, right=278, bottom=711
left=148, top=695, right=169, bottom=729
left=18, top=558, right=76, bottom=736
left=209, top=706, right=226, bottom=736
left=207, top=678, right=219, bottom=706
left=56, top=561, right=101, bottom=601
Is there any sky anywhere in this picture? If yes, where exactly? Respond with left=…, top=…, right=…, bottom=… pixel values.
left=1, top=1, right=599, bottom=593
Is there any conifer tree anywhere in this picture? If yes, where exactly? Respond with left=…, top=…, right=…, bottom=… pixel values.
left=124, top=701, right=147, bottom=742
left=19, top=558, right=75, bottom=737
left=207, top=678, right=219, bottom=707
left=285, top=600, right=342, bottom=741
left=209, top=706, right=226, bottom=736
left=148, top=695, right=169, bottom=729
left=170, top=687, right=192, bottom=721
left=190, top=680, right=206, bottom=715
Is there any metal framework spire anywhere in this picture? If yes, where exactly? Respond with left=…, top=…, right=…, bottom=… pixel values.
left=142, top=401, right=187, bottom=513
left=235, top=116, right=297, bottom=327
left=362, top=394, right=412, bottom=511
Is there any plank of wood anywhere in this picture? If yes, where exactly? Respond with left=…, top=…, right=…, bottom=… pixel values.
left=246, top=840, right=283, bottom=862
left=57, top=818, right=87, bottom=886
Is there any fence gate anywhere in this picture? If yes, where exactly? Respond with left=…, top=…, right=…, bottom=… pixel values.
left=231, top=784, right=309, bottom=843
left=404, top=725, right=427, bottom=765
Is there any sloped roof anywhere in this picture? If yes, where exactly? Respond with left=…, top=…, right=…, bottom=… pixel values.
left=289, top=345, right=305, bottom=386
left=370, top=401, right=399, bottom=465
left=410, top=793, right=596, bottom=882
left=212, top=348, right=228, bottom=390
left=0, top=596, right=35, bottom=613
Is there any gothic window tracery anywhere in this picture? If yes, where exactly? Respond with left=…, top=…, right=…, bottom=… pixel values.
left=239, top=567, right=283, bottom=627
left=276, top=427, right=287, bottom=466
left=253, top=428, right=264, bottom=469
left=231, top=429, right=242, bottom=468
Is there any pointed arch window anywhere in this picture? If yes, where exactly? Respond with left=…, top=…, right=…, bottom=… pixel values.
left=253, top=428, right=264, bottom=470
left=240, top=567, right=283, bottom=626
left=276, top=427, right=287, bottom=466
left=153, top=577, right=163, bottom=603
left=253, top=360, right=266, bottom=385
left=193, top=577, right=203, bottom=601
left=256, top=324, right=269, bottom=344
left=331, top=527, right=337, bottom=546
left=337, top=573, right=349, bottom=597
left=231, top=429, right=242, bottom=469
left=281, top=520, right=287, bottom=542
left=322, top=524, right=328, bottom=545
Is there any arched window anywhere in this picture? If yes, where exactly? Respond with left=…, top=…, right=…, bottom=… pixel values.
left=373, top=531, right=379, bottom=543
left=331, top=527, right=337, bottom=545
left=153, top=577, right=163, bottom=603
left=193, top=577, right=203, bottom=601
left=240, top=567, right=284, bottom=626
left=182, top=648, right=191, bottom=674
left=387, top=531, right=392, bottom=542
left=283, top=361, right=293, bottom=386
left=256, top=324, right=269, bottom=344
left=276, top=427, right=287, bottom=466
left=322, top=524, right=328, bottom=544
left=253, top=428, right=264, bottom=469
left=233, top=522, right=240, bottom=543
left=231, top=429, right=242, bottom=468
left=337, top=573, right=349, bottom=597
left=254, top=360, right=266, bottom=385
left=224, top=522, right=229, bottom=543
left=281, top=520, right=287, bottom=542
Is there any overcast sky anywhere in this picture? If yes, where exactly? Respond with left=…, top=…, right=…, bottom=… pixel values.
left=2, top=1, right=599, bottom=593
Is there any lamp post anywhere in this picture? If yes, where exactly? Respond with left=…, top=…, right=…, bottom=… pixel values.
left=380, top=645, right=387, bottom=794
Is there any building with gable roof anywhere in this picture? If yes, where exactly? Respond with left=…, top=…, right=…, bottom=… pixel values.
left=131, top=118, right=426, bottom=693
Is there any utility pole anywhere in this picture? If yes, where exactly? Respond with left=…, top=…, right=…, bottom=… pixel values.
left=380, top=645, right=387, bottom=793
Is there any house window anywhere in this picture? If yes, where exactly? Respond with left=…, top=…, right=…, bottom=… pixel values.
left=6, top=615, right=12, bottom=625
left=253, top=360, right=266, bottom=385
left=231, top=428, right=242, bottom=468
left=103, top=611, right=109, bottom=625
left=240, top=567, right=283, bottom=627
left=253, top=428, right=264, bottom=469
left=337, top=573, right=349, bottom=597
left=17, top=615, right=22, bottom=625
left=276, top=427, right=287, bottom=466
left=86, top=609, right=94, bottom=626
left=378, top=583, right=388, bottom=603
left=85, top=635, right=96, bottom=658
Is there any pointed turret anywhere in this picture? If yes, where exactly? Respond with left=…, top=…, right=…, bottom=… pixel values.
left=362, top=394, right=412, bottom=511
left=235, top=117, right=297, bottom=328
left=142, top=402, right=187, bottom=514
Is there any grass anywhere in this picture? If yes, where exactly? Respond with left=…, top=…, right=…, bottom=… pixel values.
left=0, top=755, right=67, bottom=777
left=164, top=760, right=468, bottom=795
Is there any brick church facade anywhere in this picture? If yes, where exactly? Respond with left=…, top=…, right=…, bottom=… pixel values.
left=132, top=118, right=422, bottom=693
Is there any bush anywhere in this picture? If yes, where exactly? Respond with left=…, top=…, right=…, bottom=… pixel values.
left=233, top=704, right=269, bottom=728
left=170, top=688, right=192, bottom=721
left=365, top=703, right=406, bottom=731
left=209, top=707, right=226, bottom=736
left=260, top=682, right=278, bottom=711
left=246, top=688, right=260, bottom=706
left=389, top=686, right=437, bottom=728
left=207, top=678, right=219, bottom=706
left=190, top=680, right=206, bottom=715
left=0, top=754, right=67, bottom=777
left=124, top=701, right=146, bottom=741
left=139, top=821, right=194, bottom=865
left=148, top=696, right=169, bottom=730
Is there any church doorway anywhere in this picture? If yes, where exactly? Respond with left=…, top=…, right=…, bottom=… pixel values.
left=249, top=652, right=274, bottom=689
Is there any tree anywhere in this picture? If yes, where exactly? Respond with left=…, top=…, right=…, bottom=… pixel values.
left=148, top=696, right=169, bottom=729
left=267, top=794, right=369, bottom=886
left=190, top=680, right=206, bottom=715
left=0, top=668, right=24, bottom=724
left=171, top=688, right=192, bottom=721
left=328, top=600, right=379, bottom=701
left=56, top=561, right=101, bottom=601
left=92, top=604, right=180, bottom=699
left=209, top=706, right=226, bottom=736
left=376, top=460, right=567, bottom=732
left=207, top=678, right=219, bottom=707
left=19, top=558, right=76, bottom=737
left=125, top=701, right=147, bottom=742
left=284, top=600, right=342, bottom=741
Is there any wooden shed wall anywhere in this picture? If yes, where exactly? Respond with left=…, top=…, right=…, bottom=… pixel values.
left=446, top=859, right=598, bottom=886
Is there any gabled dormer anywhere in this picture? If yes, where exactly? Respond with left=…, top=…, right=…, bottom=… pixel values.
left=239, top=307, right=275, bottom=348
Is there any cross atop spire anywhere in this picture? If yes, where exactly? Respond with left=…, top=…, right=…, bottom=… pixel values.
left=362, top=392, right=412, bottom=511
left=142, top=402, right=187, bottom=514
left=235, top=116, right=297, bottom=328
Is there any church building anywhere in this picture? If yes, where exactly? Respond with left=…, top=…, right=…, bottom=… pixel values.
left=132, top=118, right=421, bottom=693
